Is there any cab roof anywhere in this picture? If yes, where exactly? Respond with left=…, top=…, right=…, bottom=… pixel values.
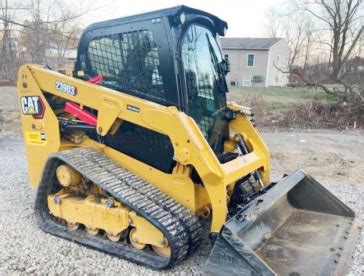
left=83, top=5, right=228, bottom=33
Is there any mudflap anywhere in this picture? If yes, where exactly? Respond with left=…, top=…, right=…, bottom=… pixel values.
left=205, top=170, right=361, bottom=276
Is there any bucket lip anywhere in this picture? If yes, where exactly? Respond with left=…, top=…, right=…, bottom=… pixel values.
left=334, top=219, right=362, bottom=275
left=214, top=218, right=362, bottom=276
left=223, top=169, right=356, bottom=235
left=222, top=169, right=307, bottom=234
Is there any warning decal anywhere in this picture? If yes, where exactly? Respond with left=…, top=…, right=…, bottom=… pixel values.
left=25, top=131, right=47, bottom=146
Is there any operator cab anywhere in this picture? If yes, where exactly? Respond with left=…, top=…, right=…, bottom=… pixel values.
left=74, top=6, right=231, bottom=172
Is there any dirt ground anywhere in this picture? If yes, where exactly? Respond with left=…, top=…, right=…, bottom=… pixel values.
left=0, top=86, right=363, bottom=274
left=264, top=129, right=364, bottom=185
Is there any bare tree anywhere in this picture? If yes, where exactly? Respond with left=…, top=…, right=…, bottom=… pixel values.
left=295, top=0, right=364, bottom=80
left=268, top=0, right=364, bottom=122
left=46, top=1, right=82, bottom=68
left=0, top=0, right=23, bottom=80
left=265, top=8, right=283, bottom=38
left=21, top=0, right=85, bottom=66
left=0, top=0, right=96, bottom=80
left=266, top=7, right=316, bottom=69
left=25, top=0, right=46, bottom=63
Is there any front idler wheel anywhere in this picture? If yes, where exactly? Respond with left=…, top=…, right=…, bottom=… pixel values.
left=129, top=228, right=146, bottom=250
left=152, top=242, right=171, bottom=258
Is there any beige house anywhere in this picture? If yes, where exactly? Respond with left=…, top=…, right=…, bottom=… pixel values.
left=221, top=37, right=289, bottom=87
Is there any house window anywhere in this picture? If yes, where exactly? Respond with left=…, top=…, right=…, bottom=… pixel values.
left=242, top=75, right=252, bottom=86
left=252, top=75, right=263, bottom=83
left=246, top=54, right=254, bottom=67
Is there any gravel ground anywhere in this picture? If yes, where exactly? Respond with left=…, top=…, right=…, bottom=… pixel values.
left=0, top=86, right=20, bottom=132
left=0, top=130, right=363, bottom=275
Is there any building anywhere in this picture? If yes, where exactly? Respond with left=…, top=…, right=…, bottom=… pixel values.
left=221, top=37, right=289, bottom=87
left=45, top=46, right=77, bottom=68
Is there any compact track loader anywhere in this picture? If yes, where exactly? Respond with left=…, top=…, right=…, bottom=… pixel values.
left=17, top=6, right=360, bottom=275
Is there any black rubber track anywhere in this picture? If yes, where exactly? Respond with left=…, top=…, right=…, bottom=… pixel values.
left=34, top=148, right=202, bottom=270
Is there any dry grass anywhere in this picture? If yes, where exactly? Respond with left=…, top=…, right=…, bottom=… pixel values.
left=227, top=85, right=361, bottom=129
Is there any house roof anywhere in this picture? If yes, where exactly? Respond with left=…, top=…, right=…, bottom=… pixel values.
left=221, top=37, right=282, bottom=50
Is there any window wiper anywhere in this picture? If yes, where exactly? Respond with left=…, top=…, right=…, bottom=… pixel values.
left=206, top=34, right=220, bottom=74
left=205, top=34, right=227, bottom=92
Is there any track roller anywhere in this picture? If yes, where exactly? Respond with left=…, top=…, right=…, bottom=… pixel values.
left=67, top=222, right=79, bottom=231
left=129, top=228, right=146, bottom=249
left=86, top=227, right=99, bottom=236
left=106, top=232, right=122, bottom=242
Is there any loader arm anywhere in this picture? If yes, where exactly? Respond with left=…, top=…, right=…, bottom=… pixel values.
left=18, top=64, right=270, bottom=233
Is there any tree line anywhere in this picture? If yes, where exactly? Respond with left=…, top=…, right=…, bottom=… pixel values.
left=0, top=0, right=94, bottom=81
left=1, top=0, right=363, bottom=121
left=266, top=0, right=363, bottom=120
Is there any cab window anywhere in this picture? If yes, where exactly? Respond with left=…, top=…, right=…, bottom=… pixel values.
left=87, top=30, right=166, bottom=104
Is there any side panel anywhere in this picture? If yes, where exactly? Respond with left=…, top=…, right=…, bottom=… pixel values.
left=103, top=122, right=176, bottom=173
left=17, top=67, right=61, bottom=187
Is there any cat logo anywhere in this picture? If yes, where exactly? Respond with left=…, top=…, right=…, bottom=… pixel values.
left=20, top=96, right=45, bottom=118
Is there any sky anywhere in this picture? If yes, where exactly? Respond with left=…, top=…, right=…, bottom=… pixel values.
left=71, top=0, right=286, bottom=38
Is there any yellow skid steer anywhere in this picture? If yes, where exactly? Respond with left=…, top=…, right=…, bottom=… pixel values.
left=17, top=6, right=360, bottom=275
